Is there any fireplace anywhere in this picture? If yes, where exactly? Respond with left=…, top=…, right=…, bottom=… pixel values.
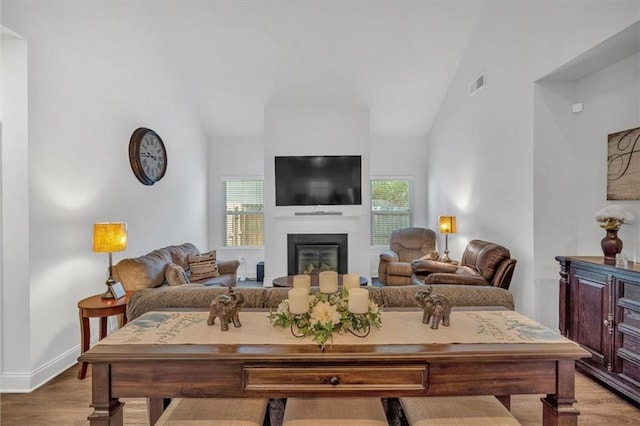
left=287, top=234, right=348, bottom=275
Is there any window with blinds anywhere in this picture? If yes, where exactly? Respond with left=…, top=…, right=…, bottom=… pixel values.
left=224, top=180, right=264, bottom=247
left=371, top=179, right=413, bottom=246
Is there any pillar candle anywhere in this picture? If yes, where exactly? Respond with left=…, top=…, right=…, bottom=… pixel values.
left=293, top=274, right=311, bottom=292
left=348, top=288, right=369, bottom=314
left=288, top=288, right=310, bottom=314
left=319, top=271, right=338, bottom=294
left=343, top=273, right=360, bottom=290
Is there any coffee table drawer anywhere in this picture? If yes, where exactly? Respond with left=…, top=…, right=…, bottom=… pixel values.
left=244, top=366, right=427, bottom=391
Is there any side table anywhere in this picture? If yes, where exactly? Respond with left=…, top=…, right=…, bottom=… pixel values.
left=77, top=291, right=132, bottom=379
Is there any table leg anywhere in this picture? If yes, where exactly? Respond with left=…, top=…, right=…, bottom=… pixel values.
left=78, top=310, right=90, bottom=380
left=117, top=312, right=128, bottom=329
left=148, top=398, right=166, bottom=425
left=496, top=395, right=511, bottom=411
left=99, top=317, right=108, bottom=340
left=87, top=363, right=124, bottom=425
left=541, top=360, right=580, bottom=426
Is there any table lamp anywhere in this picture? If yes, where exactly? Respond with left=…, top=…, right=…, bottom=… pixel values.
left=438, top=216, right=457, bottom=263
left=93, top=222, right=128, bottom=299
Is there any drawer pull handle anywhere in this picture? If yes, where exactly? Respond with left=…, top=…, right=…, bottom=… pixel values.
left=604, top=313, right=614, bottom=334
left=330, top=376, right=340, bottom=386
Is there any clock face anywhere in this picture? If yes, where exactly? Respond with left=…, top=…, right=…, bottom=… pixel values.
left=129, top=128, right=167, bottom=185
left=139, top=133, right=166, bottom=181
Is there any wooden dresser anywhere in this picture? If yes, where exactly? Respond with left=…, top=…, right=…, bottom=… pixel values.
left=556, top=256, right=640, bottom=404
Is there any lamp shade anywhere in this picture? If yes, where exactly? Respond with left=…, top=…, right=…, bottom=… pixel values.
left=92, top=222, right=128, bottom=253
left=438, top=216, right=457, bottom=234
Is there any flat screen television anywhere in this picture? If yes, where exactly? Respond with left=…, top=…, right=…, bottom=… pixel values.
left=275, top=155, right=362, bottom=206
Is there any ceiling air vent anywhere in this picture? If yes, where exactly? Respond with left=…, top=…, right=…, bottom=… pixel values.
left=469, top=73, right=485, bottom=97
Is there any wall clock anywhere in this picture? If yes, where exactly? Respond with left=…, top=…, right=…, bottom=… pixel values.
left=128, top=127, right=167, bottom=185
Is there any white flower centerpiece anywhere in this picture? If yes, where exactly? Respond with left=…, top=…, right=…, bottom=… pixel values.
left=268, top=287, right=382, bottom=350
left=595, top=204, right=635, bottom=230
left=595, top=204, right=635, bottom=263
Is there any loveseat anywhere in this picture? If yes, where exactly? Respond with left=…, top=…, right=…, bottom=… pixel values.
left=412, top=239, right=517, bottom=290
left=112, top=243, right=239, bottom=292
left=126, top=283, right=515, bottom=321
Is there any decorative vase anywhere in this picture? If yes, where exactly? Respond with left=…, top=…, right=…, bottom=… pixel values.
left=601, top=228, right=623, bottom=264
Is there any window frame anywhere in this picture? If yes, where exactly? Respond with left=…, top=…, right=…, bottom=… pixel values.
left=222, top=178, right=264, bottom=248
left=370, top=177, right=414, bottom=247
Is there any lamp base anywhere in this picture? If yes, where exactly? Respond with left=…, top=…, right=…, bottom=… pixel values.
left=441, top=234, right=452, bottom=262
left=101, top=276, right=116, bottom=299
left=100, top=288, right=114, bottom=299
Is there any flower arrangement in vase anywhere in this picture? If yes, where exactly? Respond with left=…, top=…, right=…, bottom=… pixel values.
left=595, top=204, right=635, bottom=264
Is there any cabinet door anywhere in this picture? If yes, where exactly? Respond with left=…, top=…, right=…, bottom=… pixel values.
left=616, top=277, right=640, bottom=381
left=571, top=268, right=612, bottom=369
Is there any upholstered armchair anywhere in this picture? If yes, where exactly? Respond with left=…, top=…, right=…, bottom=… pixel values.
left=378, top=227, right=436, bottom=286
left=412, top=239, right=517, bottom=290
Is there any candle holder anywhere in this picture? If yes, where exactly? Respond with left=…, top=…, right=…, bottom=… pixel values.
left=290, top=314, right=310, bottom=338
left=268, top=288, right=383, bottom=351
left=346, top=313, right=371, bottom=338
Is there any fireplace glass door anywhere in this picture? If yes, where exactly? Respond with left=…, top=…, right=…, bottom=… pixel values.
left=296, top=244, right=339, bottom=275
left=287, top=233, right=348, bottom=275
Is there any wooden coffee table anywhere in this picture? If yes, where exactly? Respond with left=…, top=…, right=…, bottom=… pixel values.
left=80, top=309, right=589, bottom=425
left=272, top=274, right=368, bottom=287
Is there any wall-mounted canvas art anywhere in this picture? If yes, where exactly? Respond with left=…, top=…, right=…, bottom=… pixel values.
left=608, top=126, right=640, bottom=200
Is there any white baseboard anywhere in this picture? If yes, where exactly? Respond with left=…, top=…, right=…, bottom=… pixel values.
left=1, top=334, right=103, bottom=393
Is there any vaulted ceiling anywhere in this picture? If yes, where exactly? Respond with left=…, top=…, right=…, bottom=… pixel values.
left=133, top=2, right=484, bottom=138
left=2, top=1, right=484, bottom=139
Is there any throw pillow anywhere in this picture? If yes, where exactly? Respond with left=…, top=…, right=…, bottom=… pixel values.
left=187, top=250, right=220, bottom=281
left=165, top=263, right=190, bottom=286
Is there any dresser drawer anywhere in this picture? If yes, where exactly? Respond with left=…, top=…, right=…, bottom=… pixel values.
left=243, top=365, right=427, bottom=391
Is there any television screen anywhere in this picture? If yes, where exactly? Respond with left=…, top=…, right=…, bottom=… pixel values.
left=275, top=156, right=362, bottom=206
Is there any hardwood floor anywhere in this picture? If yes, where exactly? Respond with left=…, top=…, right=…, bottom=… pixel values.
left=1, top=365, right=638, bottom=425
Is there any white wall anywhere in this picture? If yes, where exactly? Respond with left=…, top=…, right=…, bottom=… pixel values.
left=534, top=51, right=640, bottom=327
left=427, top=2, right=640, bottom=327
left=1, top=5, right=210, bottom=391
left=1, top=35, right=30, bottom=388
left=263, top=106, right=371, bottom=284
left=369, top=136, right=429, bottom=276
left=533, top=79, right=579, bottom=328
left=208, top=136, right=265, bottom=279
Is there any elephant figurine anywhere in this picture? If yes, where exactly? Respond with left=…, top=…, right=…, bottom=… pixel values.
left=428, top=294, right=452, bottom=329
left=207, top=287, right=245, bottom=331
left=415, top=288, right=435, bottom=324
left=414, top=286, right=452, bottom=329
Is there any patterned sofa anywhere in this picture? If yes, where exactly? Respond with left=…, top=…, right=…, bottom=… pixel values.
left=126, top=283, right=515, bottom=320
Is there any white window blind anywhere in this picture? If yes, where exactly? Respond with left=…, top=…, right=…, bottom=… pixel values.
left=224, top=180, right=264, bottom=247
left=371, top=179, right=413, bottom=246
